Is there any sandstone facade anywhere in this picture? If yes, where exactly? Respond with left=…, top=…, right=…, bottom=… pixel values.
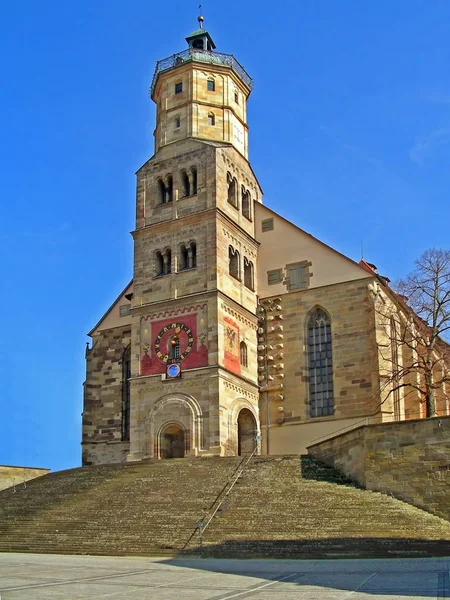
left=82, top=22, right=449, bottom=465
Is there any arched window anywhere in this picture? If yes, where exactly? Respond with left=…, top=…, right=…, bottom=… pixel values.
left=240, top=341, right=248, bottom=368
left=207, top=79, right=215, bottom=92
left=227, top=173, right=238, bottom=208
left=229, top=246, right=240, bottom=280
left=244, top=258, right=254, bottom=291
left=307, top=308, right=334, bottom=418
left=189, top=241, right=197, bottom=268
left=179, top=244, right=188, bottom=270
left=242, top=188, right=251, bottom=220
left=169, top=335, right=181, bottom=359
left=180, top=170, right=190, bottom=197
left=164, top=248, right=172, bottom=274
left=157, top=178, right=165, bottom=204
left=122, top=345, right=131, bottom=441
left=155, top=251, right=164, bottom=276
left=166, top=175, right=173, bottom=203
left=208, top=112, right=215, bottom=126
left=191, top=167, right=198, bottom=195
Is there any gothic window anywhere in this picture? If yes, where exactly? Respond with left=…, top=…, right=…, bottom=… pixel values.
left=166, top=175, right=173, bottom=203
left=191, top=167, right=198, bottom=195
left=229, top=246, right=240, bottom=280
left=180, top=170, right=190, bottom=197
left=244, top=258, right=254, bottom=291
left=242, top=188, right=251, bottom=220
left=208, top=112, right=215, bottom=126
left=155, top=251, right=164, bottom=276
left=175, top=116, right=181, bottom=128
left=179, top=244, right=188, bottom=270
left=207, top=79, right=215, bottom=91
left=227, top=173, right=238, bottom=208
left=157, top=178, right=166, bottom=204
left=240, top=341, right=248, bottom=368
left=175, top=81, right=183, bottom=94
left=307, top=308, right=334, bottom=418
left=122, top=345, right=131, bottom=441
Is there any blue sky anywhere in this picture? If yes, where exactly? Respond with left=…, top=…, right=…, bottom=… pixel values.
left=1, top=1, right=449, bottom=472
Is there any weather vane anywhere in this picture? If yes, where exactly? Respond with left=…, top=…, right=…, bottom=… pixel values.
left=198, top=4, right=204, bottom=28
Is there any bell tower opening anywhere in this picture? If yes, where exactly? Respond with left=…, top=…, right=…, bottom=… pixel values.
left=160, top=424, right=185, bottom=459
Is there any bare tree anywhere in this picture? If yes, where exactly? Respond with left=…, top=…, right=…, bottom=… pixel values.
left=375, top=249, right=450, bottom=419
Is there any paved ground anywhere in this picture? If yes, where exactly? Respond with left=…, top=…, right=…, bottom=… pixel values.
left=0, top=553, right=449, bottom=599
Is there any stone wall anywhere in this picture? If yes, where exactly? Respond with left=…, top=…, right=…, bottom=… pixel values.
left=307, top=416, right=450, bottom=521
left=0, top=466, right=49, bottom=492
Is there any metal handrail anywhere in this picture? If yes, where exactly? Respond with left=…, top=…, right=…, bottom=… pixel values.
left=150, top=48, right=253, bottom=96
left=183, top=448, right=256, bottom=550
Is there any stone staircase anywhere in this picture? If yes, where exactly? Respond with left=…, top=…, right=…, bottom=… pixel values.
left=1, top=455, right=450, bottom=558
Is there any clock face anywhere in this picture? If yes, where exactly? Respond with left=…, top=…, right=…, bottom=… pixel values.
left=154, top=322, right=194, bottom=364
left=167, top=363, right=181, bottom=378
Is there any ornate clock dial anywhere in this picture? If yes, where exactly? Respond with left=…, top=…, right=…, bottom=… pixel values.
left=154, top=322, right=194, bottom=364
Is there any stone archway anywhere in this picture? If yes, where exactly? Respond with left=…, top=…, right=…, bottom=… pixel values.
left=160, top=423, right=185, bottom=459
left=237, top=408, right=257, bottom=456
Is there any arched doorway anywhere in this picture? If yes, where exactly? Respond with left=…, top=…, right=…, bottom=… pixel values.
left=160, top=424, right=185, bottom=459
left=237, top=409, right=257, bottom=456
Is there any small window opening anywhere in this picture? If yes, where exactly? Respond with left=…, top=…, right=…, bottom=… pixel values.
left=240, top=341, right=248, bottom=368
left=175, top=116, right=181, bottom=128
left=229, top=246, right=240, bottom=280
left=207, top=79, right=215, bottom=92
left=208, top=112, right=215, bottom=126
left=163, top=249, right=172, bottom=275
left=175, top=82, right=183, bottom=94
left=191, top=167, right=198, bottom=195
left=244, top=258, right=254, bottom=291
left=179, top=244, right=188, bottom=270
left=157, top=178, right=166, bottom=204
left=242, top=188, right=251, bottom=220
left=227, top=173, right=238, bottom=208
left=234, top=92, right=239, bottom=104
left=181, top=171, right=190, bottom=197
left=190, top=241, right=197, bottom=268
left=192, top=38, right=204, bottom=50
left=155, top=251, right=164, bottom=276
left=166, top=176, right=173, bottom=203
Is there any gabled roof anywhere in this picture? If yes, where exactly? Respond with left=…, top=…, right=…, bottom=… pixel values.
left=88, top=280, right=133, bottom=337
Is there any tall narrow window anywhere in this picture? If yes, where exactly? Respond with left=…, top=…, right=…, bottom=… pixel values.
left=175, top=81, right=183, bottom=94
left=244, top=258, right=254, bottom=291
left=208, top=112, right=215, bottom=126
left=166, top=176, right=173, bottom=203
left=155, top=251, right=164, bottom=276
left=122, top=345, right=131, bottom=441
left=229, top=246, right=240, bottom=280
left=179, top=244, right=188, bottom=270
left=227, top=173, right=238, bottom=208
left=390, top=317, right=401, bottom=420
left=191, top=167, right=198, bottom=195
left=157, top=178, right=165, bottom=204
left=164, top=249, right=172, bottom=274
left=175, top=116, right=181, bottom=129
left=242, top=188, right=251, bottom=220
left=240, top=341, right=248, bottom=368
left=207, top=79, right=215, bottom=91
left=189, top=241, right=197, bottom=268
left=180, top=171, right=190, bottom=197
left=308, top=309, right=334, bottom=418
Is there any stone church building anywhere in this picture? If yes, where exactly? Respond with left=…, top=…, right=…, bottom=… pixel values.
left=82, top=21, right=445, bottom=465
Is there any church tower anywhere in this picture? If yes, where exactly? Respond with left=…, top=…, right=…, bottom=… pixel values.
left=127, top=18, right=262, bottom=459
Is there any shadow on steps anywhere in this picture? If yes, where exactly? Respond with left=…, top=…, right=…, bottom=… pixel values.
left=299, top=455, right=360, bottom=487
